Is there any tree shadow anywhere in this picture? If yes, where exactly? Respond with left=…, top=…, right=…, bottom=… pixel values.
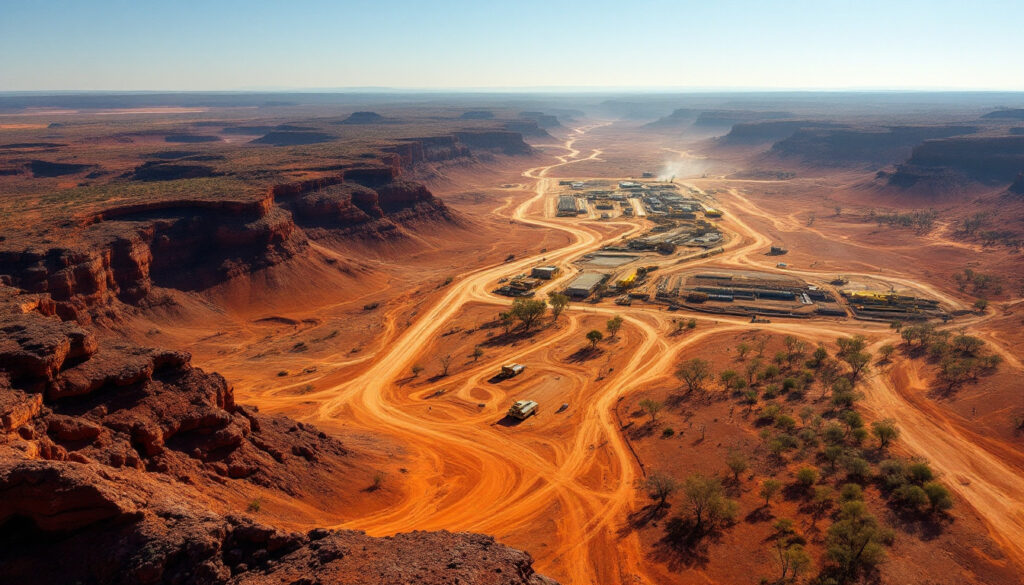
left=650, top=516, right=718, bottom=570
left=479, top=327, right=543, bottom=348
left=629, top=422, right=656, bottom=440
left=744, top=505, right=775, bottom=524
left=623, top=502, right=669, bottom=532
left=567, top=346, right=604, bottom=363
left=885, top=506, right=951, bottom=541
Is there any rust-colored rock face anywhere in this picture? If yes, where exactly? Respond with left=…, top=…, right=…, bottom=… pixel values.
left=0, top=167, right=453, bottom=322
left=0, top=290, right=556, bottom=585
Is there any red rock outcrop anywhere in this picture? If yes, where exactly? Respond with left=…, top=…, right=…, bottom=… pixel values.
left=0, top=166, right=454, bottom=321
left=452, top=130, right=533, bottom=155
left=0, top=290, right=556, bottom=585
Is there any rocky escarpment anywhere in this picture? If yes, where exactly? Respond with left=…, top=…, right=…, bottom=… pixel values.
left=645, top=109, right=792, bottom=130
left=337, top=111, right=385, bottom=125
left=693, top=110, right=793, bottom=128
left=0, top=166, right=453, bottom=321
left=893, top=135, right=1024, bottom=184
left=0, top=303, right=345, bottom=488
left=0, top=292, right=556, bottom=585
left=381, top=135, right=472, bottom=168
left=717, top=120, right=842, bottom=145
left=1010, top=173, right=1024, bottom=195
left=381, top=130, right=533, bottom=168
left=768, top=125, right=979, bottom=167
left=503, top=120, right=553, bottom=139
left=452, top=130, right=532, bottom=155
left=981, top=108, right=1024, bottom=120
left=519, top=111, right=562, bottom=129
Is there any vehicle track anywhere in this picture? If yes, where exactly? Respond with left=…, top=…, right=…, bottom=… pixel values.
left=280, top=123, right=1024, bottom=583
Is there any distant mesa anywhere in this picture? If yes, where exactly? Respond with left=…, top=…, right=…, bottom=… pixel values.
left=600, top=100, right=678, bottom=121
left=644, top=108, right=699, bottom=128
left=1009, top=173, right=1024, bottom=195
left=26, top=159, right=93, bottom=178
left=131, top=161, right=218, bottom=181
left=503, top=119, right=553, bottom=139
left=981, top=108, right=1024, bottom=120
left=459, top=110, right=495, bottom=120
left=693, top=110, right=794, bottom=127
left=163, top=134, right=221, bottom=144
left=145, top=150, right=202, bottom=160
left=888, top=135, right=1024, bottom=186
left=768, top=125, right=979, bottom=167
left=0, top=142, right=66, bottom=150
left=250, top=131, right=335, bottom=146
left=221, top=124, right=316, bottom=135
left=718, top=120, right=844, bottom=145
left=1010, top=127, right=1024, bottom=135
left=145, top=150, right=225, bottom=162
left=338, top=111, right=386, bottom=124
left=453, top=130, right=533, bottom=155
left=519, top=111, right=562, bottom=129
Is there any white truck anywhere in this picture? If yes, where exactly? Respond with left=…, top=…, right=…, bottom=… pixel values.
left=501, top=363, right=525, bottom=378
left=507, top=400, right=539, bottom=420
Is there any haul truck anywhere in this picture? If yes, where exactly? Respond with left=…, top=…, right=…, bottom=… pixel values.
left=501, top=363, right=525, bottom=378
left=508, top=400, right=539, bottom=420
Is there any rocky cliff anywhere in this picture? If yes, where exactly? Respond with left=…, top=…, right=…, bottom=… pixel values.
left=717, top=120, right=842, bottom=145
left=0, top=167, right=453, bottom=321
left=452, top=131, right=533, bottom=155
left=768, top=125, right=979, bottom=167
left=1010, top=173, right=1024, bottom=196
left=897, top=135, right=1024, bottom=183
left=0, top=290, right=556, bottom=585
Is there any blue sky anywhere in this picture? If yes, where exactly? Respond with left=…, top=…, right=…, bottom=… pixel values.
left=1, top=0, right=1022, bottom=91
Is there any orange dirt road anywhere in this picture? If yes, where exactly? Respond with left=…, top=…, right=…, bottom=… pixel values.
left=253, top=124, right=1024, bottom=584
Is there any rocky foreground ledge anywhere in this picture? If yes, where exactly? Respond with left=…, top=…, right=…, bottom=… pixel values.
left=0, top=286, right=555, bottom=585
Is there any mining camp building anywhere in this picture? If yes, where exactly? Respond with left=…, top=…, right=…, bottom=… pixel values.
left=566, top=273, right=607, bottom=298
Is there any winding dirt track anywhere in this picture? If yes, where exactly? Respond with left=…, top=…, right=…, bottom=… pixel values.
left=290, top=125, right=1023, bottom=584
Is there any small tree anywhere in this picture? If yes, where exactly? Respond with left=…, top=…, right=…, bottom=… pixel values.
left=510, top=298, right=548, bottom=331
left=499, top=311, right=515, bottom=335
left=871, top=419, right=900, bottom=450
left=547, top=292, right=569, bottom=321
left=639, top=398, right=664, bottom=423
left=682, top=473, right=738, bottom=532
left=471, top=346, right=484, bottom=361
left=844, top=351, right=872, bottom=382
left=411, top=363, right=424, bottom=377
left=796, top=467, right=819, bottom=490
left=974, top=298, right=988, bottom=312
left=825, top=501, right=891, bottom=582
left=737, top=342, right=751, bottom=359
left=878, top=343, right=896, bottom=362
left=812, top=485, right=835, bottom=518
left=775, top=539, right=813, bottom=581
left=686, top=318, right=697, bottom=329
left=726, top=449, right=748, bottom=483
left=922, top=481, right=953, bottom=513
left=760, top=478, right=783, bottom=507
left=643, top=471, right=679, bottom=508
left=606, top=315, right=624, bottom=337
left=675, top=358, right=712, bottom=394
left=439, top=354, right=453, bottom=376
left=586, top=329, right=604, bottom=348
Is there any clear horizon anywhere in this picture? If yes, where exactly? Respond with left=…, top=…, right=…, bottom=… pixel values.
left=2, top=0, right=1023, bottom=92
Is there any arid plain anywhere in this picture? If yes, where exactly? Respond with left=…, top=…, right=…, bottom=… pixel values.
left=2, top=95, right=1023, bottom=585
